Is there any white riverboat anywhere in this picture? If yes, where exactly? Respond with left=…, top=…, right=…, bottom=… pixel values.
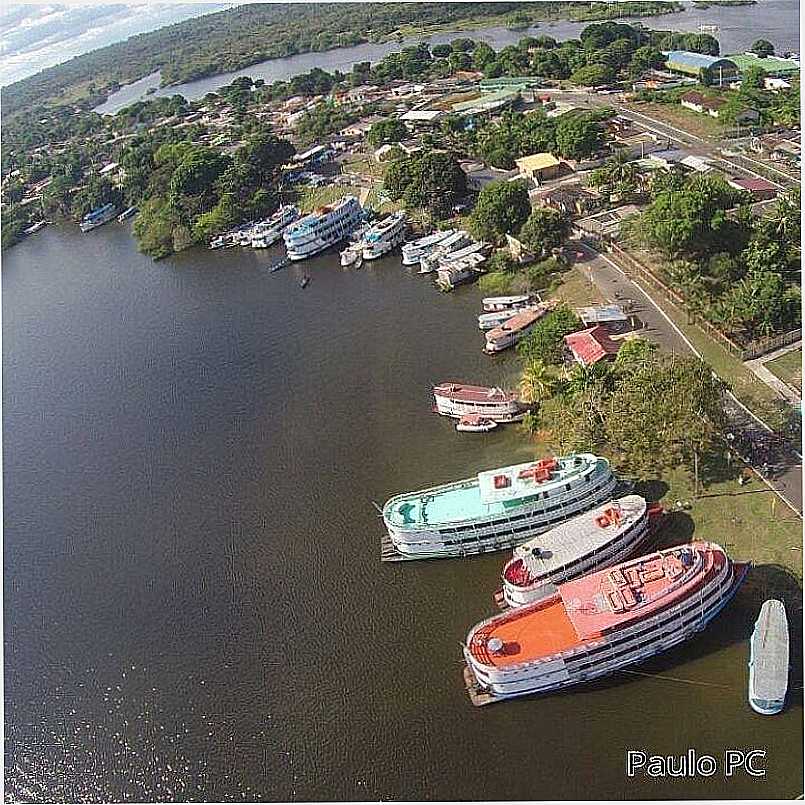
left=251, top=205, right=300, bottom=248
left=381, top=453, right=619, bottom=560
left=484, top=307, right=549, bottom=353
left=436, top=252, right=488, bottom=291
left=463, top=542, right=748, bottom=704
left=283, top=196, right=364, bottom=261
left=482, top=294, right=539, bottom=313
left=402, top=230, right=456, bottom=266
left=748, top=599, right=789, bottom=715
left=432, top=383, right=528, bottom=423
left=478, top=305, right=543, bottom=331
left=498, top=495, right=657, bottom=608
left=418, top=230, right=471, bottom=274
left=79, top=203, right=117, bottom=232
left=362, top=211, right=407, bottom=260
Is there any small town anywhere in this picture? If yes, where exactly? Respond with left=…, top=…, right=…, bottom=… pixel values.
left=1, top=3, right=802, bottom=801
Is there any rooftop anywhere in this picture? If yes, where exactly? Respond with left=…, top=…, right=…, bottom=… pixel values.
left=515, top=152, right=561, bottom=173
left=383, top=454, right=605, bottom=528
left=564, top=326, right=621, bottom=365
left=664, top=51, right=738, bottom=70
left=506, top=496, right=646, bottom=583
left=727, top=53, right=801, bottom=75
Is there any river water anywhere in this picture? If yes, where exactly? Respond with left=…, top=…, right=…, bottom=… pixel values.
left=95, top=0, right=800, bottom=115
left=3, top=220, right=802, bottom=800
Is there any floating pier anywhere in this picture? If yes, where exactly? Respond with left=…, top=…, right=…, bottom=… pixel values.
left=380, top=532, right=413, bottom=562
left=463, top=665, right=497, bottom=707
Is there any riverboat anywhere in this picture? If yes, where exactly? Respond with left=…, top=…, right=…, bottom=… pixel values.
left=23, top=220, right=48, bottom=235
left=418, top=231, right=471, bottom=274
left=283, top=196, right=364, bottom=261
left=484, top=307, right=549, bottom=353
left=498, top=495, right=658, bottom=608
left=482, top=294, right=539, bottom=312
left=251, top=205, right=300, bottom=248
left=117, top=206, right=138, bottom=222
left=381, top=453, right=619, bottom=560
left=456, top=414, right=498, bottom=433
left=463, top=541, right=748, bottom=704
left=478, top=305, right=543, bottom=331
left=748, top=599, right=789, bottom=715
left=433, top=383, right=528, bottom=423
left=79, top=203, right=117, bottom=232
left=402, top=230, right=456, bottom=266
left=436, top=252, right=488, bottom=291
left=362, top=211, right=407, bottom=260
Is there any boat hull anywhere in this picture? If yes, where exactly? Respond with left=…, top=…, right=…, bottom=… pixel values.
left=385, top=470, right=619, bottom=560
left=467, top=559, right=748, bottom=703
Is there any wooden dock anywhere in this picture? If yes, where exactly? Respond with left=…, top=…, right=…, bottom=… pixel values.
left=463, top=664, right=497, bottom=707
left=380, top=532, right=413, bottom=562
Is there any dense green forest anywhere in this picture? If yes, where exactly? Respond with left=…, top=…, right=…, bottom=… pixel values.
left=1, top=2, right=680, bottom=120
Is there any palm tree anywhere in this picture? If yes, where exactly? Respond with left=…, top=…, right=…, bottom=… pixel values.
left=520, top=359, right=556, bottom=404
left=563, top=361, right=611, bottom=398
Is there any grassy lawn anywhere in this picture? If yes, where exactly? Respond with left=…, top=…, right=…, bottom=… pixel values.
left=765, top=348, right=802, bottom=394
left=548, top=264, right=609, bottom=308
left=295, top=184, right=351, bottom=213
left=652, top=464, right=802, bottom=576
left=525, top=409, right=802, bottom=576
left=626, top=100, right=727, bottom=138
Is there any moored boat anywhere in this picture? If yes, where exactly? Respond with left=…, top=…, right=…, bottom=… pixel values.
left=283, top=196, right=364, bottom=261
left=251, top=205, right=300, bottom=248
left=436, top=252, right=488, bottom=291
left=418, top=230, right=471, bottom=274
left=748, top=599, right=789, bottom=715
left=484, top=307, right=549, bottom=353
left=482, top=294, right=538, bottom=312
left=381, top=453, right=619, bottom=560
left=456, top=414, right=498, bottom=433
left=23, top=220, right=48, bottom=235
left=362, top=211, right=407, bottom=260
left=79, top=203, right=117, bottom=232
left=340, top=244, right=363, bottom=267
left=464, top=541, right=748, bottom=704
left=117, top=206, right=138, bottom=222
left=402, top=229, right=456, bottom=266
left=478, top=305, right=543, bottom=331
left=498, top=495, right=658, bottom=608
left=432, top=383, right=528, bottom=423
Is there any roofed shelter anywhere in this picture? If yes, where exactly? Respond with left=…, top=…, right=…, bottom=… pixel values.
left=664, top=51, right=739, bottom=86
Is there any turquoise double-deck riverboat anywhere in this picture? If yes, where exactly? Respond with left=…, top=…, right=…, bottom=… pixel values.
left=381, top=454, right=619, bottom=560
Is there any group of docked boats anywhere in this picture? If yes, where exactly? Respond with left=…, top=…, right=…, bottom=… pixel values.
left=402, top=229, right=490, bottom=291
left=378, top=453, right=783, bottom=707
left=432, top=382, right=530, bottom=434
left=78, top=203, right=138, bottom=233
left=210, top=205, right=301, bottom=250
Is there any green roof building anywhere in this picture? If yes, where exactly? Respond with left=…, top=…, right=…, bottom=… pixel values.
left=727, top=53, right=801, bottom=76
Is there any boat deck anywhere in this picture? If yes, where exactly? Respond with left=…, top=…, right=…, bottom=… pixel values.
left=751, top=600, right=789, bottom=703
left=468, top=596, right=582, bottom=668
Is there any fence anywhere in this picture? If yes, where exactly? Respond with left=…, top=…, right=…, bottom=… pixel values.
left=604, top=244, right=800, bottom=362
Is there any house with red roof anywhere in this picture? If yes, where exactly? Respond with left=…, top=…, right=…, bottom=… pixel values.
left=564, top=326, right=621, bottom=367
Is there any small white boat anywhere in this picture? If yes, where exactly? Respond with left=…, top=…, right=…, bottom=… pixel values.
left=23, top=220, right=48, bottom=235
left=478, top=305, right=543, bottom=331
left=402, top=229, right=456, bottom=265
left=748, top=599, right=789, bottom=715
left=456, top=414, right=499, bottom=433
left=117, top=206, right=138, bottom=222
left=340, top=244, right=363, bottom=267
left=482, top=294, right=538, bottom=313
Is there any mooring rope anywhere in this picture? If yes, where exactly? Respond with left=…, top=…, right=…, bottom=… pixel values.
left=620, top=668, right=733, bottom=689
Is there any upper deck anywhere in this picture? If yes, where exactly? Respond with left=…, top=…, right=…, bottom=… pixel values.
left=433, top=383, right=516, bottom=403
left=468, top=542, right=728, bottom=667
left=383, top=454, right=607, bottom=529
left=504, top=495, right=647, bottom=586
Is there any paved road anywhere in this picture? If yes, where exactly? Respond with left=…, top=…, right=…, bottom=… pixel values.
left=574, top=240, right=803, bottom=516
